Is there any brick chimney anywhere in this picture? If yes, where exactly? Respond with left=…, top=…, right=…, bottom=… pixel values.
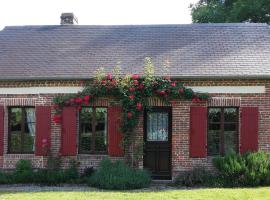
left=60, top=13, right=78, bottom=25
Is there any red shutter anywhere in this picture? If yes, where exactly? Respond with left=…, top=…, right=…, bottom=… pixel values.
left=35, top=106, right=51, bottom=156
left=61, top=107, right=77, bottom=156
left=0, top=106, right=4, bottom=156
left=190, top=106, right=207, bottom=158
left=240, top=107, right=259, bottom=154
left=108, top=106, right=124, bottom=157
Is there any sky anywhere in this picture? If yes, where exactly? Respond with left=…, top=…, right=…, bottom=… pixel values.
left=0, top=0, right=199, bottom=30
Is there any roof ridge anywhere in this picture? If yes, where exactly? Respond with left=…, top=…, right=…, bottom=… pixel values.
left=2, top=23, right=268, bottom=30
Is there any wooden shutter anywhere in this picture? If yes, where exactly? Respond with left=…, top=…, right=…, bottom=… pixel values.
left=240, top=107, right=259, bottom=154
left=190, top=106, right=207, bottom=158
left=61, top=107, right=77, bottom=156
left=108, top=106, right=124, bottom=157
left=0, top=106, right=4, bottom=156
left=35, top=106, right=51, bottom=156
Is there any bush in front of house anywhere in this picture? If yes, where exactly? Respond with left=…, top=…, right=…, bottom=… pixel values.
left=0, top=158, right=79, bottom=185
left=33, top=158, right=79, bottom=185
left=173, top=167, right=222, bottom=187
left=88, top=158, right=151, bottom=190
left=213, top=151, right=270, bottom=187
left=13, top=160, right=34, bottom=183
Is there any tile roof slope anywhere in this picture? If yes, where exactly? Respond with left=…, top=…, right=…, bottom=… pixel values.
left=0, top=23, right=269, bottom=80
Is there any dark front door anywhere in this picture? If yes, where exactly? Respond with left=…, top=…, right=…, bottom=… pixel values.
left=144, top=107, right=172, bottom=180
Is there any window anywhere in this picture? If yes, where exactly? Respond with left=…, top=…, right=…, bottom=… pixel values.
left=9, top=107, right=36, bottom=153
left=208, top=107, right=238, bottom=156
left=147, top=112, right=168, bottom=141
left=79, top=107, right=107, bottom=154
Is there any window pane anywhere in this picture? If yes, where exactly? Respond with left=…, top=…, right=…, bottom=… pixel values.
left=224, top=108, right=237, bottom=122
left=208, top=108, right=221, bottom=122
left=147, top=112, right=168, bottom=141
left=23, top=134, right=35, bottom=152
left=95, top=108, right=107, bottom=152
left=10, top=133, right=21, bottom=153
left=24, top=108, right=35, bottom=152
left=224, top=131, right=237, bottom=154
left=208, top=130, right=220, bottom=155
left=224, top=123, right=237, bottom=131
left=209, top=123, right=220, bottom=131
left=79, top=108, right=92, bottom=153
left=10, top=108, right=22, bottom=132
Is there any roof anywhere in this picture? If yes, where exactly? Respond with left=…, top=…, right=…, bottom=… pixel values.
left=0, top=23, right=269, bottom=80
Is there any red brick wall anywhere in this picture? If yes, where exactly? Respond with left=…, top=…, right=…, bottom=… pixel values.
left=0, top=79, right=269, bottom=179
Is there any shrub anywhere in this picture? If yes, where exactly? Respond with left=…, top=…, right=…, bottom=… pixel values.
left=33, top=159, right=78, bottom=185
left=213, top=152, right=270, bottom=187
left=88, top=159, right=151, bottom=190
left=243, top=152, right=270, bottom=186
left=80, top=167, right=95, bottom=178
left=0, top=171, right=14, bottom=184
left=13, top=160, right=34, bottom=183
left=213, top=152, right=246, bottom=186
left=174, top=167, right=218, bottom=187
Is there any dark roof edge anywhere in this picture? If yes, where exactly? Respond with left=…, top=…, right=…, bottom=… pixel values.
left=1, top=75, right=270, bottom=81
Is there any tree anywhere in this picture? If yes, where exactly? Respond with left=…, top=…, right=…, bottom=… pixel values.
left=190, top=0, right=270, bottom=23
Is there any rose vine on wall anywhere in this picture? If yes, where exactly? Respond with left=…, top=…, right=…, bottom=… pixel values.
left=52, top=58, right=209, bottom=162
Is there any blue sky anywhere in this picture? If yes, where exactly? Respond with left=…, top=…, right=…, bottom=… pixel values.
left=0, top=0, right=199, bottom=30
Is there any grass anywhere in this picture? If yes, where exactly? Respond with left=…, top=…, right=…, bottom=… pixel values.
left=0, top=187, right=270, bottom=200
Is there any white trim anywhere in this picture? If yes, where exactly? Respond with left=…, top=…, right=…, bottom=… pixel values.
left=0, top=86, right=265, bottom=94
left=0, top=87, right=83, bottom=94
left=189, top=86, right=265, bottom=94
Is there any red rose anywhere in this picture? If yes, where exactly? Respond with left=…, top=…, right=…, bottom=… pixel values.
left=53, top=114, right=62, bottom=124
left=84, top=95, right=90, bottom=102
left=138, top=84, right=144, bottom=90
left=101, top=80, right=107, bottom=85
left=179, top=88, right=184, bottom=94
left=192, top=97, right=201, bottom=103
left=127, top=112, right=133, bottom=119
left=159, top=90, right=166, bottom=95
left=129, top=95, right=135, bottom=100
left=129, top=87, right=136, bottom=92
left=171, top=82, right=176, bottom=87
left=170, top=100, right=177, bottom=106
left=133, top=80, right=139, bottom=86
left=107, top=73, right=113, bottom=80
left=137, top=102, right=143, bottom=110
left=110, top=79, right=117, bottom=86
left=132, top=74, right=140, bottom=80
left=165, top=76, right=171, bottom=81
left=75, top=97, right=83, bottom=104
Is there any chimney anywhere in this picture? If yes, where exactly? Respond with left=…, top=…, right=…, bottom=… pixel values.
left=60, top=13, right=78, bottom=25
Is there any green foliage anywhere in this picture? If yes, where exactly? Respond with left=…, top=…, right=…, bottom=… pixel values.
left=33, top=158, right=78, bottom=185
left=173, top=167, right=219, bottom=187
left=244, top=152, right=270, bottom=186
left=0, top=158, right=79, bottom=185
left=52, top=58, right=209, bottom=166
left=191, top=0, right=270, bottom=23
left=88, top=159, right=151, bottom=190
left=213, top=152, right=270, bottom=186
left=213, top=152, right=246, bottom=186
left=0, top=171, right=14, bottom=184
left=13, top=160, right=34, bottom=183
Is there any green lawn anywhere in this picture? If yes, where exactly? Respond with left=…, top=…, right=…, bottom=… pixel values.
left=1, top=187, right=270, bottom=200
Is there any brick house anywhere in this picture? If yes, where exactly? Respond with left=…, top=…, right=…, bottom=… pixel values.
left=0, top=13, right=269, bottom=180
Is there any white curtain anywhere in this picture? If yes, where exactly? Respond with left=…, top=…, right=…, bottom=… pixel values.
left=26, top=108, right=36, bottom=136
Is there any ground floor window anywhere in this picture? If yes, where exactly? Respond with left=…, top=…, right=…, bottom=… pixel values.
left=9, top=107, right=36, bottom=153
left=208, top=107, right=239, bottom=156
left=79, top=107, right=107, bottom=154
